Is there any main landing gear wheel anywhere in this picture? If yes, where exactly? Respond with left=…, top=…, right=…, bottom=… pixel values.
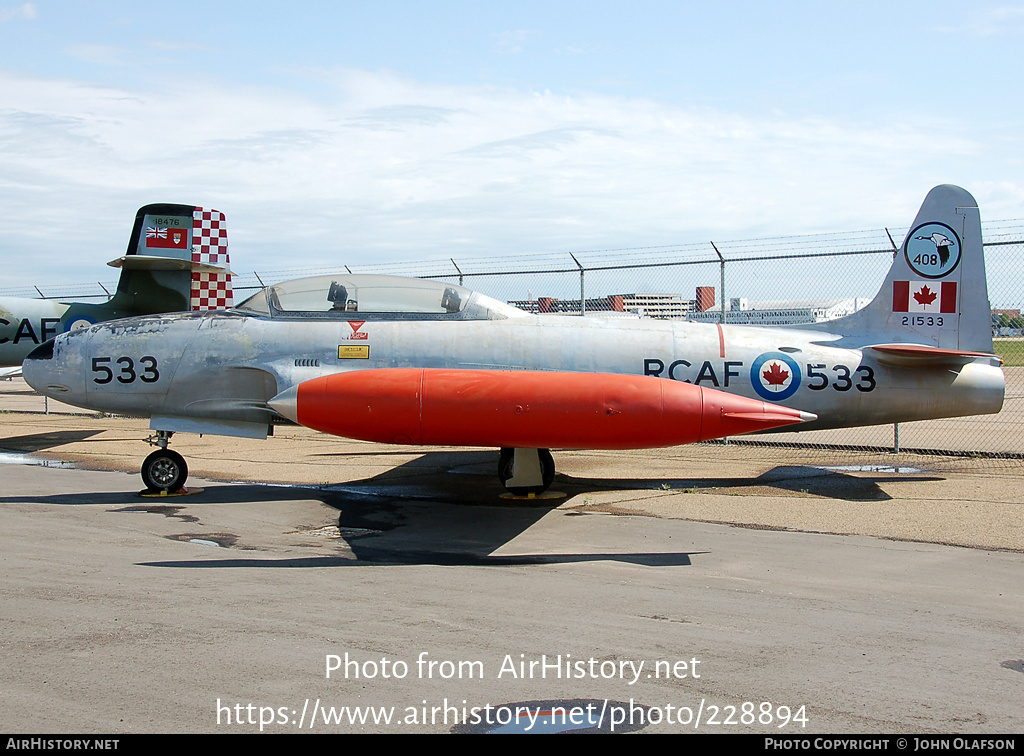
left=498, top=447, right=555, bottom=496
left=142, top=448, right=188, bottom=493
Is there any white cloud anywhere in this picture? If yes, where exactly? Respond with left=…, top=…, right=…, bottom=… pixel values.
left=495, top=29, right=536, bottom=55
left=0, top=3, right=35, bottom=23
left=144, top=40, right=217, bottom=53
left=937, top=4, right=1024, bottom=34
left=0, top=66, right=1017, bottom=289
left=63, top=44, right=131, bottom=66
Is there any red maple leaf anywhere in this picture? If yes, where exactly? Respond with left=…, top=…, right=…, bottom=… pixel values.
left=762, top=362, right=790, bottom=386
left=913, top=286, right=936, bottom=306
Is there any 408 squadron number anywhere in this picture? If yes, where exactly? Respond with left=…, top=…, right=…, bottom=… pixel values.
left=92, top=356, right=159, bottom=384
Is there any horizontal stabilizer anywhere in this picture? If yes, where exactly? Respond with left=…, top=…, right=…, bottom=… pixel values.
left=865, top=343, right=1002, bottom=367
left=107, top=255, right=234, bottom=275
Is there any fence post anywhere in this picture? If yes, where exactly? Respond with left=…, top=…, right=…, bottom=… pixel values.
left=711, top=242, right=725, bottom=323
left=570, top=253, right=585, bottom=316
left=893, top=423, right=900, bottom=453
left=451, top=258, right=464, bottom=287
left=712, top=239, right=728, bottom=444
left=885, top=228, right=899, bottom=259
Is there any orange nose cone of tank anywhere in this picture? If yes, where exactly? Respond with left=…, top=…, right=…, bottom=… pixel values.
left=696, top=388, right=815, bottom=440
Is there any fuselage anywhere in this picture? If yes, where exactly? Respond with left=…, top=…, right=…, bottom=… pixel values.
left=24, top=308, right=1005, bottom=439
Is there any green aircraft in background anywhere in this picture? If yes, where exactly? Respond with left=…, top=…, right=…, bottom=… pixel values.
left=0, top=203, right=232, bottom=377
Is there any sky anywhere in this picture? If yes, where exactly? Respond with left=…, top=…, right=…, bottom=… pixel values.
left=2, top=1, right=1024, bottom=291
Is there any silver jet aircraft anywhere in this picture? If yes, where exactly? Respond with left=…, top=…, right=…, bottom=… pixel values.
left=24, top=185, right=1004, bottom=494
left=1, top=203, right=233, bottom=376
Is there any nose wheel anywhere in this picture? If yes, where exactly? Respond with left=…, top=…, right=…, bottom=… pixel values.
left=141, top=431, right=189, bottom=492
left=142, top=448, right=188, bottom=492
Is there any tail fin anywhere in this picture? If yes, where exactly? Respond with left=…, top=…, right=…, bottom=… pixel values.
left=106, top=204, right=233, bottom=315
left=812, top=185, right=992, bottom=353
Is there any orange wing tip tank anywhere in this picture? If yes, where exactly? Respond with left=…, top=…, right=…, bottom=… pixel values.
left=269, top=368, right=813, bottom=449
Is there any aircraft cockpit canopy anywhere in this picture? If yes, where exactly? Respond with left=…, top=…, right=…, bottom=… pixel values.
left=235, top=274, right=528, bottom=321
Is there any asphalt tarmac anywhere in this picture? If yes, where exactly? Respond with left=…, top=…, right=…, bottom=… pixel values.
left=1, top=379, right=1022, bottom=733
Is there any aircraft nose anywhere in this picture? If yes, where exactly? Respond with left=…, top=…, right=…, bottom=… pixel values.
left=23, top=337, right=74, bottom=397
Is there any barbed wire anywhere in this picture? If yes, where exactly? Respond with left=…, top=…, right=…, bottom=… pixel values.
left=4, top=220, right=1024, bottom=300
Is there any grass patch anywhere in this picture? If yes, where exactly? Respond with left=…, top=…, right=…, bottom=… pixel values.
left=993, top=339, right=1024, bottom=367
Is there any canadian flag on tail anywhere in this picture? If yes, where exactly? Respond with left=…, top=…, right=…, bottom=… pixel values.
left=189, top=208, right=233, bottom=310
left=892, top=281, right=957, bottom=313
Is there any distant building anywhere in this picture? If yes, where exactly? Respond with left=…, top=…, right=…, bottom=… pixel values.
left=510, top=288, right=870, bottom=325
left=992, top=309, right=1024, bottom=336
left=620, top=293, right=692, bottom=319
left=508, top=292, right=693, bottom=318
left=506, top=296, right=617, bottom=315
left=689, top=297, right=871, bottom=325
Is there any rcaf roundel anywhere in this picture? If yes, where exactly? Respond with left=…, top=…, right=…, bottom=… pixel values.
left=750, top=352, right=801, bottom=401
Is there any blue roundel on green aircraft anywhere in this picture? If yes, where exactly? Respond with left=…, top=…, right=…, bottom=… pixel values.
left=63, top=315, right=96, bottom=332
left=751, top=352, right=801, bottom=401
left=905, top=222, right=961, bottom=279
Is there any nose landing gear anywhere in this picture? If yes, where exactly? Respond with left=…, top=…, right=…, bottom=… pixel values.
left=141, top=430, right=189, bottom=493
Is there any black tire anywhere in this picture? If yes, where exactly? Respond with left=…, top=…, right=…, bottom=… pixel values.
left=142, top=449, right=188, bottom=492
left=497, top=448, right=555, bottom=495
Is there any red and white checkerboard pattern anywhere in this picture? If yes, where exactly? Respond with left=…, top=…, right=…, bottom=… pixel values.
left=190, top=208, right=233, bottom=310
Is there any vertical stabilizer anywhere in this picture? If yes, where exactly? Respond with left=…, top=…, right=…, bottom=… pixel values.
left=811, top=185, right=992, bottom=352
left=107, top=204, right=233, bottom=315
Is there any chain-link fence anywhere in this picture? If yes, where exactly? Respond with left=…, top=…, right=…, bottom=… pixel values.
left=5, top=222, right=1023, bottom=467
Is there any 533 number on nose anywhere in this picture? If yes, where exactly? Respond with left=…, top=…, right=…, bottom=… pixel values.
left=91, top=356, right=159, bottom=384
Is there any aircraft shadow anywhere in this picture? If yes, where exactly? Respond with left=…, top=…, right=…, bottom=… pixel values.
left=139, top=552, right=696, bottom=568
left=318, top=486, right=696, bottom=566
left=0, top=468, right=696, bottom=567
left=333, top=451, right=939, bottom=503
left=6, top=449, right=930, bottom=568
left=178, top=461, right=708, bottom=567
left=298, top=451, right=929, bottom=503
left=557, top=464, right=944, bottom=502
left=0, top=430, right=106, bottom=452
left=147, top=483, right=696, bottom=568
left=137, top=452, right=919, bottom=568
left=129, top=487, right=699, bottom=568
left=0, top=482, right=324, bottom=508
